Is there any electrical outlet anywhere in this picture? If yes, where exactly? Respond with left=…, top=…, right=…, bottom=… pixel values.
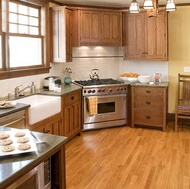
left=184, top=67, right=190, bottom=72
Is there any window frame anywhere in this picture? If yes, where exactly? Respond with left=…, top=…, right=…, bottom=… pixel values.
left=0, top=0, right=50, bottom=80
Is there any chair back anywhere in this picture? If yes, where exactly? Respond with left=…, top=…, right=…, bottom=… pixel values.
left=178, top=73, right=190, bottom=104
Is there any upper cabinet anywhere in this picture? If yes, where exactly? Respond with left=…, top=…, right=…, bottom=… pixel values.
left=51, top=6, right=76, bottom=63
left=123, top=11, right=168, bottom=61
left=78, top=9, right=122, bottom=46
left=79, top=10, right=101, bottom=45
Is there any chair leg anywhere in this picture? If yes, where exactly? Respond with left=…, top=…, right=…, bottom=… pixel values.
left=175, top=112, right=178, bottom=131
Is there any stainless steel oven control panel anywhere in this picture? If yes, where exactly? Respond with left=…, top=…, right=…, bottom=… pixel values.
left=83, top=85, right=128, bottom=96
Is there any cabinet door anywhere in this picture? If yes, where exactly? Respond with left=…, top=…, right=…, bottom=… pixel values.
left=101, top=12, right=122, bottom=46
left=80, top=10, right=101, bottom=45
left=145, top=11, right=168, bottom=60
left=64, top=105, right=74, bottom=137
left=66, top=9, right=73, bottom=62
left=73, top=101, right=81, bottom=134
left=64, top=102, right=81, bottom=138
left=51, top=7, right=73, bottom=63
left=33, top=124, right=53, bottom=134
left=124, top=13, right=145, bottom=59
left=52, top=118, right=61, bottom=135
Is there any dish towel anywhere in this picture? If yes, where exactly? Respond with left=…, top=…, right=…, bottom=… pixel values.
left=87, top=97, right=98, bottom=116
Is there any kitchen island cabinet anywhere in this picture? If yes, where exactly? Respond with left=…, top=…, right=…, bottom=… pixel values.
left=123, top=11, right=168, bottom=60
left=0, top=127, right=68, bottom=189
left=62, top=89, right=81, bottom=140
left=131, top=84, right=168, bottom=131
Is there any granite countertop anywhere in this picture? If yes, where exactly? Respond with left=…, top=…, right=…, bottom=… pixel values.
left=0, top=103, right=30, bottom=118
left=38, top=83, right=82, bottom=96
left=126, top=82, right=169, bottom=88
left=0, top=83, right=81, bottom=118
left=0, top=127, right=68, bottom=189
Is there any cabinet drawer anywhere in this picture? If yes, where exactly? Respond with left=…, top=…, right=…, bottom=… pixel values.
left=134, top=110, right=163, bottom=127
left=134, top=87, right=164, bottom=96
left=134, top=96, right=163, bottom=110
left=63, top=90, right=81, bottom=105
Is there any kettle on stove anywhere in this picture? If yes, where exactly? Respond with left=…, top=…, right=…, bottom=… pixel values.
left=89, top=69, right=100, bottom=80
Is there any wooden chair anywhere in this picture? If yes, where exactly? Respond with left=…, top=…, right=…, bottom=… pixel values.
left=175, top=73, right=190, bottom=131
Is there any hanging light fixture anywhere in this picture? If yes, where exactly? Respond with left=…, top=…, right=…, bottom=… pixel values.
left=129, top=0, right=140, bottom=13
left=143, top=0, right=154, bottom=9
left=166, top=0, right=176, bottom=11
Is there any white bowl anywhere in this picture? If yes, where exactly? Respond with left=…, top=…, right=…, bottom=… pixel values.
left=138, top=75, right=151, bottom=84
left=128, top=77, right=138, bottom=83
left=120, top=77, right=128, bottom=82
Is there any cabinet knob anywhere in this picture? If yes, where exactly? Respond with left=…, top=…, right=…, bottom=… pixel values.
left=146, top=116, right=151, bottom=119
left=146, top=90, right=151, bottom=93
left=44, top=129, right=50, bottom=133
left=146, top=101, right=151, bottom=105
left=71, top=96, right=74, bottom=100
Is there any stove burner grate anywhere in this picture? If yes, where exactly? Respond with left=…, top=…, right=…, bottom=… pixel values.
left=74, top=78, right=122, bottom=86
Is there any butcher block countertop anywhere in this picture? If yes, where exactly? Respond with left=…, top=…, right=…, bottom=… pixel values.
left=0, top=127, right=68, bottom=189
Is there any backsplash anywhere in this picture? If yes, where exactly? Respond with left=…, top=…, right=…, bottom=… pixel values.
left=119, top=59, right=169, bottom=81
left=0, top=46, right=168, bottom=98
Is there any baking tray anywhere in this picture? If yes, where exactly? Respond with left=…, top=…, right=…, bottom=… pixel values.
left=0, top=129, right=37, bottom=156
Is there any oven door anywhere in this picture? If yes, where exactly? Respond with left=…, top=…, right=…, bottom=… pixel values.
left=83, top=94, right=127, bottom=124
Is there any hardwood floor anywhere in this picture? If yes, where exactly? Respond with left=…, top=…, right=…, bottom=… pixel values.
left=65, top=123, right=190, bottom=189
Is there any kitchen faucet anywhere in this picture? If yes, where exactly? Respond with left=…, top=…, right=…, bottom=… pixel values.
left=14, top=85, right=31, bottom=98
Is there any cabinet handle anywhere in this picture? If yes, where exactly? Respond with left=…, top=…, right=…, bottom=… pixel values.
left=44, top=129, right=50, bottom=133
left=146, top=90, right=151, bottom=93
left=146, top=101, right=151, bottom=105
left=146, top=116, right=151, bottom=119
left=71, top=96, right=74, bottom=100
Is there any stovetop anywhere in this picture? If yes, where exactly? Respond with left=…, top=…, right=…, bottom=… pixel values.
left=74, top=78, right=122, bottom=86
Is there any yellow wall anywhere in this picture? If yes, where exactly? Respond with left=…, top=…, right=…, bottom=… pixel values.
left=168, top=6, right=190, bottom=113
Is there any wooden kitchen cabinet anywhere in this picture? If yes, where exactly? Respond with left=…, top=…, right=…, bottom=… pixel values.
left=78, top=8, right=122, bottom=46
left=123, top=11, right=168, bottom=60
left=131, top=86, right=168, bottom=131
left=28, top=113, right=62, bottom=135
left=51, top=6, right=76, bottom=62
left=62, top=89, right=81, bottom=140
left=79, top=10, right=101, bottom=45
left=123, top=12, right=145, bottom=59
left=0, top=110, right=27, bottom=129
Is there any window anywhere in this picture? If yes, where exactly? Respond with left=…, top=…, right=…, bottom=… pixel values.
left=0, top=0, right=50, bottom=79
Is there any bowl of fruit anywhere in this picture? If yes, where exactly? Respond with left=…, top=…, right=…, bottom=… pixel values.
left=120, top=72, right=139, bottom=83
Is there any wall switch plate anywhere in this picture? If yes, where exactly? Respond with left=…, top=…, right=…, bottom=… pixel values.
left=184, top=67, right=190, bottom=72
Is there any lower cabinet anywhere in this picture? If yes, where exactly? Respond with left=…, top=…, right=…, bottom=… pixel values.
left=62, top=89, right=81, bottom=140
left=0, top=110, right=27, bottom=129
left=131, top=86, right=168, bottom=131
left=27, top=113, right=62, bottom=135
left=7, top=164, right=42, bottom=189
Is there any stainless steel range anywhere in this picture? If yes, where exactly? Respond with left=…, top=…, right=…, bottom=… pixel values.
left=74, top=78, right=127, bottom=131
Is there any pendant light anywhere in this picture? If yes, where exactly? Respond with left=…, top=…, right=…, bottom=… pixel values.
left=143, top=0, right=154, bottom=9
left=166, top=0, right=176, bottom=11
left=129, top=0, right=140, bottom=13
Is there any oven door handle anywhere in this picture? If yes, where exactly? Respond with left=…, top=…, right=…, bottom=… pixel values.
left=85, top=94, right=127, bottom=99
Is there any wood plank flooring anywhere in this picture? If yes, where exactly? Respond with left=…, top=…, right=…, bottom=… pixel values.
left=65, top=123, right=190, bottom=189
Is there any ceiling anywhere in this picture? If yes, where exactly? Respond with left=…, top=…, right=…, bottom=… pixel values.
left=53, top=0, right=189, bottom=8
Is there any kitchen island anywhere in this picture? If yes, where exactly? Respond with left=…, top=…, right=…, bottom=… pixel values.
left=0, top=127, right=68, bottom=189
